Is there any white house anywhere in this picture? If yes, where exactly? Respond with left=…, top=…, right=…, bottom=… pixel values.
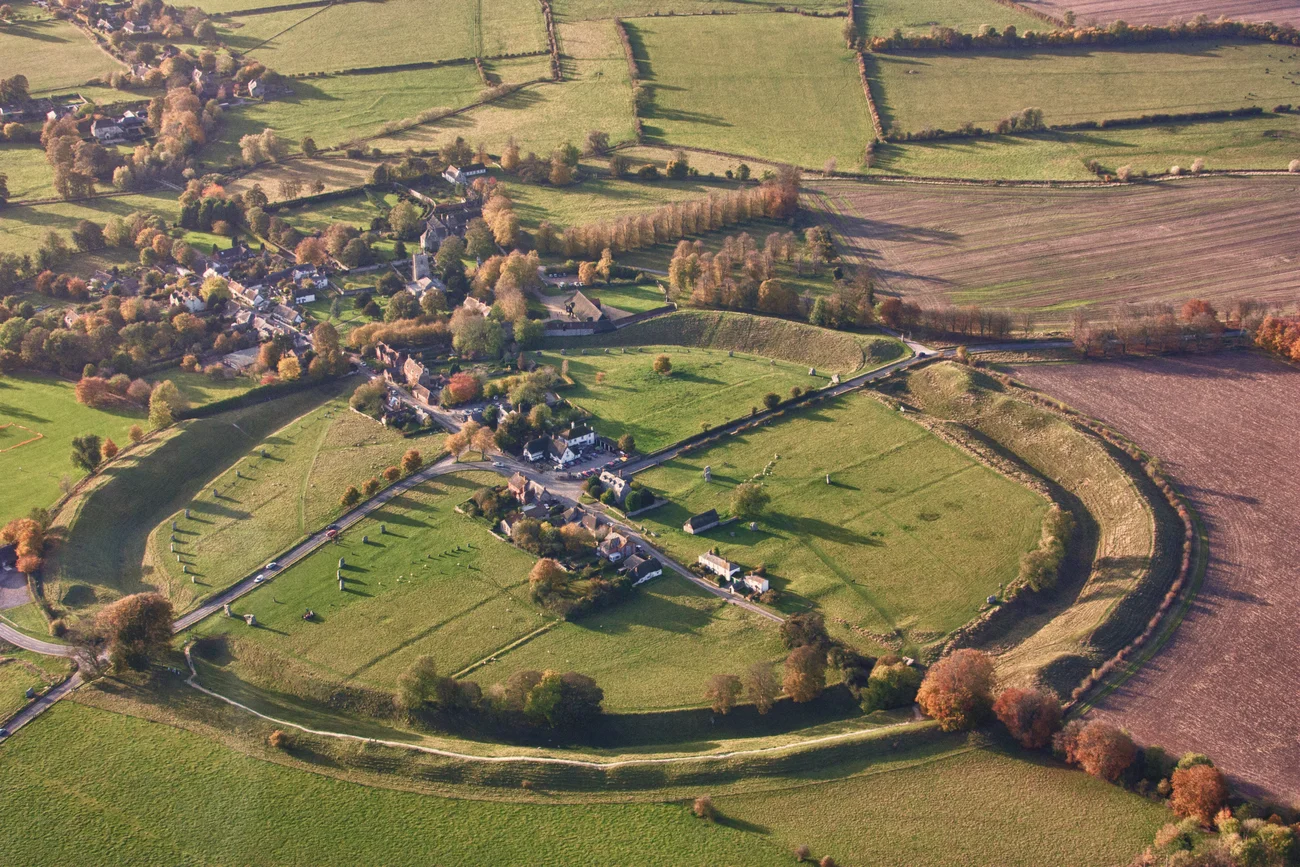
left=550, top=436, right=583, bottom=468
left=559, top=426, right=597, bottom=449
left=169, top=287, right=205, bottom=313
left=742, top=574, right=770, bottom=595
left=523, top=437, right=550, bottom=463
left=624, top=555, right=663, bottom=585
left=443, top=163, right=488, bottom=185
left=698, top=553, right=740, bottom=580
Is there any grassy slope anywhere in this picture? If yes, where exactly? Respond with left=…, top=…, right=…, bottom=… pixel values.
left=145, top=397, right=418, bottom=604
left=148, top=369, right=258, bottom=409
left=863, top=0, right=1045, bottom=37
left=578, top=282, right=668, bottom=314
left=541, top=346, right=820, bottom=452
left=0, top=190, right=178, bottom=257
left=553, top=310, right=906, bottom=375
left=0, top=650, right=70, bottom=719
left=505, top=172, right=739, bottom=230
left=0, top=701, right=1167, bottom=866
left=900, top=362, right=1159, bottom=689
left=224, top=158, right=378, bottom=202
left=0, top=373, right=144, bottom=526
left=872, top=112, right=1300, bottom=179
left=0, top=701, right=792, bottom=866
left=637, top=391, right=1047, bottom=655
left=0, top=12, right=124, bottom=93
left=873, top=41, right=1300, bottom=133
left=631, top=14, right=872, bottom=169
left=42, top=380, right=348, bottom=619
left=372, top=20, right=638, bottom=154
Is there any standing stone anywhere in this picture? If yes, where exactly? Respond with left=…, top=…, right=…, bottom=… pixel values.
left=339, top=576, right=346, bottom=591
left=362, top=535, right=369, bottom=544
left=826, top=474, right=831, bottom=485
left=170, top=543, right=175, bottom=553
left=380, top=524, right=386, bottom=535
left=223, top=603, right=232, bottom=617
left=703, top=465, right=712, bottom=482
left=809, top=367, right=816, bottom=376
left=185, top=509, right=191, bottom=519
left=171, top=521, right=177, bottom=531
left=339, top=557, right=345, bottom=569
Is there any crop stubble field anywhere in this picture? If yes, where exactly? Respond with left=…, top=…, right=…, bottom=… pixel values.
left=1012, top=353, right=1300, bottom=806
left=811, top=176, right=1300, bottom=325
left=1026, top=0, right=1300, bottom=27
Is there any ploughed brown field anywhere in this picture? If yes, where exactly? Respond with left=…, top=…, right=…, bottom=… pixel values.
left=1023, top=0, right=1300, bottom=28
left=1012, top=352, right=1300, bottom=806
left=810, top=177, right=1300, bottom=326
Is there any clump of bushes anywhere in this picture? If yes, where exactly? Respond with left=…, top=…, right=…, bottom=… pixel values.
left=1018, top=505, right=1074, bottom=591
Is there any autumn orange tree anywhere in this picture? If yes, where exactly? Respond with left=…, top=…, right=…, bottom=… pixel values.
left=1054, top=719, right=1137, bottom=782
left=992, top=687, right=1062, bottom=749
left=1171, top=763, right=1228, bottom=825
left=782, top=645, right=826, bottom=703
left=916, top=649, right=995, bottom=731
left=2, top=518, right=46, bottom=574
left=94, top=592, right=174, bottom=672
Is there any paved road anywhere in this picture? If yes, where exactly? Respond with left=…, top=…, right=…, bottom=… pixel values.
left=0, top=622, right=77, bottom=657
left=0, top=673, right=82, bottom=741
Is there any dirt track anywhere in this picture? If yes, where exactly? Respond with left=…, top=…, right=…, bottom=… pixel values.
left=1012, top=352, right=1300, bottom=806
left=810, top=176, right=1300, bottom=326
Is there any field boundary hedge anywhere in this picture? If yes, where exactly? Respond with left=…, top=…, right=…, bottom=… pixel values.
left=869, top=21, right=1300, bottom=53
left=885, top=105, right=1268, bottom=143
left=857, top=53, right=885, bottom=141
left=539, top=0, right=562, bottom=81
left=613, top=18, right=645, bottom=144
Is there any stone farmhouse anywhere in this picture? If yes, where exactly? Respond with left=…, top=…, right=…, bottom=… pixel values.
left=698, top=552, right=741, bottom=580
left=443, top=163, right=488, bottom=185
left=683, top=509, right=721, bottom=535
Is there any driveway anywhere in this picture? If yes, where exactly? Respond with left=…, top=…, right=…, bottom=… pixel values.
left=0, top=568, right=29, bottom=611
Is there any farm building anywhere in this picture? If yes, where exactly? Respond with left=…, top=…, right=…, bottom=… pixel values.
left=698, top=552, right=740, bottom=580
left=443, top=163, right=488, bottom=185
left=683, top=509, right=720, bottom=535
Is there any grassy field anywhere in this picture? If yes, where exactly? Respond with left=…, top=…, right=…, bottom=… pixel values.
left=866, top=111, right=1300, bottom=179
left=373, top=20, right=638, bottom=155
left=466, top=574, right=785, bottom=711
left=809, top=175, right=1300, bottom=324
left=0, top=649, right=70, bottom=719
left=579, top=282, right=669, bottom=314
left=0, top=700, right=1167, bottom=865
left=505, top=173, right=741, bottom=230
left=554, top=310, right=907, bottom=374
left=555, top=0, right=844, bottom=20
left=148, top=369, right=258, bottom=409
left=898, top=362, right=1162, bottom=692
left=0, top=191, right=178, bottom=257
left=191, top=471, right=551, bottom=687
left=303, top=294, right=378, bottom=338
left=225, top=157, right=379, bottom=202
left=636, top=390, right=1047, bottom=655
left=145, top=397, right=418, bottom=604
left=0, top=373, right=144, bottom=525
left=42, top=380, right=349, bottom=620
left=872, top=41, right=1300, bottom=134
left=630, top=15, right=873, bottom=169
left=862, top=0, right=1045, bottom=37
left=278, top=188, right=393, bottom=234
left=0, top=10, right=124, bottom=94
left=0, top=144, right=54, bottom=203
left=539, top=345, right=821, bottom=453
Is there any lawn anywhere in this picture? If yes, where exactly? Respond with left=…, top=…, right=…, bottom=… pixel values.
left=466, top=573, right=786, bottom=711
left=862, top=0, right=1044, bottom=38
left=872, top=41, right=1300, bottom=134
left=538, top=345, right=823, bottom=452
left=277, top=188, right=391, bottom=234
left=0, top=144, right=54, bottom=203
left=147, top=368, right=258, bottom=409
left=579, top=282, right=669, bottom=314
left=303, top=294, right=379, bottom=338
left=636, top=390, right=1048, bottom=655
left=190, top=471, right=551, bottom=690
left=372, top=20, right=638, bottom=155
left=0, top=649, right=70, bottom=719
left=629, top=14, right=874, bottom=170
left=41, top=380, right=349, bottom=620
left=224, top=0, right=545, bottom=75
left=0, top=373, right=144, bottom=526
left=866, top=112, right=1300, bottom=180
left=0, top=190, right=178, bottom=257
left=0, top=701, right=793, bottom=866
left=145, top=395, right=418, bottom=608
left=0, top=10, right=125, bottom=94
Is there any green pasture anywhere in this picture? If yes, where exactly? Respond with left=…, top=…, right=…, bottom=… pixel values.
left=579, top=282, right=669, bottom=314
left=467, top=573, right=786, bottom=711
left=539, top=345, right=821, bottom=453
left=555, top=310, right=906, bottom=375
left=872, top=41, right=1300, bottom=134
left=630, top=15, right=874, bottom=169
left=41, top=380, right=348, bottom=619
left=506, top=173, right=737, bottom=230
left=862, top=0, right=1044, bottom=38
left=146, top=396, right=417, bottom=607
left=303, top=295, right=378, bottom=338
left=190, top=472, right=550, bottom=690
left=0, top=649, right=70, bottom=719
left=0, top=190, right=178, bottom=258
left=0, top=373, right=144, bottom=526
left=372, top=20, right=637, bottom=155
left=866, top=111, right=1300, bottom=179
left=0, top=144, right=54, bottom=203
left=636, top=391, right=1047, bottom=654
left=148, top=369, right=258, bottom=410
left=555, top=0, right=845, bottom=21
left=0, top=11, right=124, bottom=94
left=277, top=188, right=392, bottom=235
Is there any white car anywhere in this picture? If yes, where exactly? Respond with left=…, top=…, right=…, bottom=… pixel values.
left=266, top=561, right=279, bottom=571
left=492, top=461, right=505, bottom=468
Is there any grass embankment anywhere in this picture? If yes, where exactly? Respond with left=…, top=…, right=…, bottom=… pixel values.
left=577, top=282, right=668, bottom=314
left=191, top=469, right=781, bottom=712
left=0, top=649, right=71, bottom=719
left=637, top=391, right=1047, bottom=656
left=0, top=12, right=125, bottom=93
left=872, top=41, right=1300, bottom=134
left=0, top=699, right=1167, bottom=866
left=550, top=310, right=906, bottom=375
left=898, top=362, right=1175, bottom=693
left=148, top=369, right=259, bottom=409
left=630, top=14, right=873, bottom=170
left=0, top=373, right=144, bottom=525
left=42, top=379, right=350, bottom=621
left=372, top=20, right=637, bottom=154
left=145, top=397, right=418, bottom=601
left=538, top=346, right=821, bottom=453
